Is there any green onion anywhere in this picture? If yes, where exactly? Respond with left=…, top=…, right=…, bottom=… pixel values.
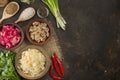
left=42, top=0, right=67, bottom=30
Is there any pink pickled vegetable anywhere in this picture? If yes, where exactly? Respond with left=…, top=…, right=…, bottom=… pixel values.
left=0, top=24, right=21, bottom=49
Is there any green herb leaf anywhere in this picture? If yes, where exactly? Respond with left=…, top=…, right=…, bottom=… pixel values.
left=0, top=51, right=20, bottom=80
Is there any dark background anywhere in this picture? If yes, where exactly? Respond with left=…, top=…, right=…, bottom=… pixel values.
left=1, top=0, right=120, bottom=80
left=59, top=0, right=120, bottom=80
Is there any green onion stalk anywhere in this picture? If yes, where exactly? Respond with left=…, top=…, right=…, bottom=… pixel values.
left=42, top=0, right=67, bottom=30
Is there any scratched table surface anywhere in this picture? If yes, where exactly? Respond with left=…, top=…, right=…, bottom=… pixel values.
left=1, top=0, right=120, bottom=80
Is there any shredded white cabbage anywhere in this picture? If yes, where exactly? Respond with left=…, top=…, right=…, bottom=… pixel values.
left=19, top=48, right=46, bottom=76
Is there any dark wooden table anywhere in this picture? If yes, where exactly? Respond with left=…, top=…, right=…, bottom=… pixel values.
left=1, top=0, right=120, bottom=80
left=59, top=0, right=120, bottom=80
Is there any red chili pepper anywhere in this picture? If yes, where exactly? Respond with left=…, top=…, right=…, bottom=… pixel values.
left=50, top=66, right=61, bottom=80
left=54, top=52, right=65, bottom=74
left=52, top=54, right=63, bottom=78
left=50, top=52, right=65, bottom=80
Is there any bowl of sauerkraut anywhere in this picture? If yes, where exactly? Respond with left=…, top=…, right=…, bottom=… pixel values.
left=15, top=45, right=51, bottom=79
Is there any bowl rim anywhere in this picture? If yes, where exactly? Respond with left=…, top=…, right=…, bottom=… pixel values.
left=0, top=0, right=8, bottom=7
left=37, top=6, right=49, bottom=18
left=26, top=19, right=52, bottom=45
left=15, top=45, right=51, bottom=79
left=0, top=22, right=24, bottom=50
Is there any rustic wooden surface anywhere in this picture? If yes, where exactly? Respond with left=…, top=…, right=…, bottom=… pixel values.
left=60, top=0, right=120, bottom=80
left=1, top=0, right=120, bottom=80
